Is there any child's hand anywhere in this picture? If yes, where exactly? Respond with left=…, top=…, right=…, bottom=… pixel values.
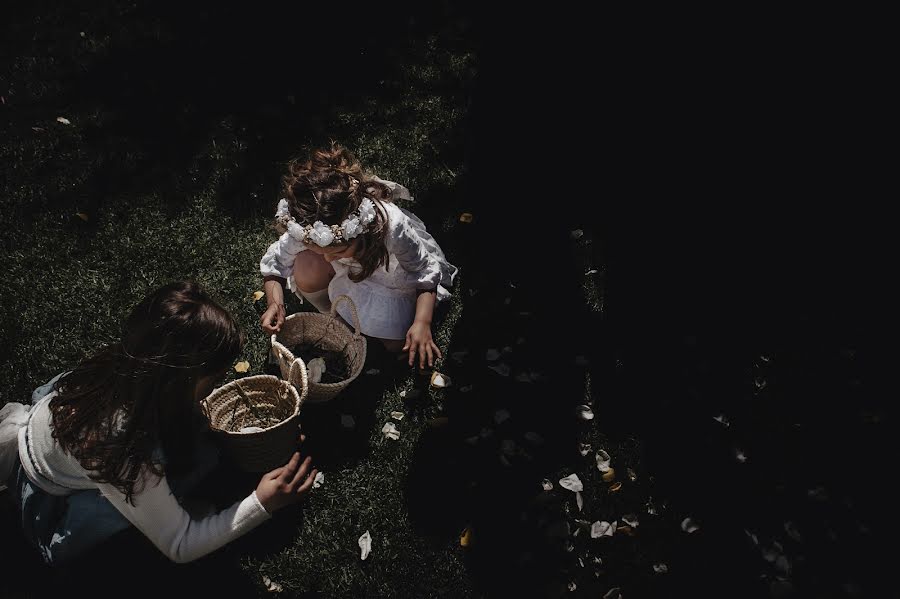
left=260, top=303, right=285, bottom=335
left=403, top=321, right=442, bottom=369
left=255, top=452, right=317, bottom=513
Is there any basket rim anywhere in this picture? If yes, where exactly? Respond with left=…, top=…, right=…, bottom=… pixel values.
left=271, top=313, right=367, bottom=389
left=202, top=374, right=303, bottom=437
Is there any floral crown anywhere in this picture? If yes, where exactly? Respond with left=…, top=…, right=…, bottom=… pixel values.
left=275, top=179, right=376, bottom=247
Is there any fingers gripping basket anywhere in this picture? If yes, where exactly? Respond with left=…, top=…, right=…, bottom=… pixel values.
left=202, top=371, right=307, bottom=472
left=271, top=294, right=367, bottom=403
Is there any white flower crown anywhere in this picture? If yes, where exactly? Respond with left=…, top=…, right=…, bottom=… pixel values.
left=275, top=197, right=377, bottom=247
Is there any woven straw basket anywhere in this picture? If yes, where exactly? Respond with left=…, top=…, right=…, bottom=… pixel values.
left=271, top=294, right=367, bottom=403
left=202, top=369, right=307, bottom=472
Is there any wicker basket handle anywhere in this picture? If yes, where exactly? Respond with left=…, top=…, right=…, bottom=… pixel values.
left=329, top=294, right=362, bottom=338
left=287, top=356, right=309, bottom=396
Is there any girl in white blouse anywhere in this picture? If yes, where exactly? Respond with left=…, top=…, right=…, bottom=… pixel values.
left=1, top=281, right=317, bottom=564
left=260, top=143, right=457, bottom=369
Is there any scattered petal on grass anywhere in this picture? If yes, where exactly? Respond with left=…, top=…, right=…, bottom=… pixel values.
left=579, top=443, right=592, bottom=456
left=488, top=363, right=511, bottom=377
left=575, top=355, right=589, bottom=366
left=713, top=413, right=730, bottom=427
left=460, top=526, right=473, bottom=546
left=622, top=514, right=639, bottom=528
left=459, top=212, right=474, bottom=223
left=653, top=563, right=669, bottom=574
left=341, top=414, right=355, bottom=429
left=734, top=448, right=748, bottom=463
left=681, top=517, right=700, bottom=533
left=358, top=531, right=372, bottom=560
left=56, top=116, right=71, bottom=125
left=252, top=291, right=265, bottom=302
left=485, top=348, right=501, bottom=361
left=568, top=581, right=577, bottom=592
left=460, top=385, right=474, bottom=393
left=262, top=576, right=283, bottom=593
left=595, top=450, right=612, bottom=472
left=430, top=371, right=451, bottom=388
left=576, top=491, right=583, bottom=512
left=592, top=521, right=616, bottom=537
left=494, top=409, right=511, bottom=424
left=381, top=422, right=400, bottom=440
left=586, top=268, right=598, bottom=275
left=784, top=521, right=802, bottom=543
left=75, top=212, right=89, bottom=222
left=745, top=529, right=759, bottom=546
left=603, top=587, right=622, bottom=599
left=576, top=405, right=594, bottom=420
left=234, top=361, right=250, bottom=373
left=541, top=479, right=553, bottom=491
left=608, top=482, right=623, bottom=492
left=571, top=229, right=584, bottom=240
left=578, top=557, right=585, bottom=568
left=601, top=468, right=616, bottom=483
left=80, top=31, right=86, bottom=37
left=646, top=500, right=658, bottom=516
left=390, top=411, right=404, bottom=421
left=365, top=368, right=380, bottom=375
left=307, top=358, right=326, bottom=384
left=312, top=472, right=325, bottom=489
left=559, top=474, right=583, bottom=492
left=626, top=467, right=637, bottom=482
left=520, top=432, right=543, bottom=447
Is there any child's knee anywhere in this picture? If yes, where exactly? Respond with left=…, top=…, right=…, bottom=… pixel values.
left=293, top=251, right=334, bottom=293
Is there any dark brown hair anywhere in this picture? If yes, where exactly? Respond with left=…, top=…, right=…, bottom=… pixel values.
left=48, top=281, right=244, bottom=503
left=282, top=142, right=393, bottom=282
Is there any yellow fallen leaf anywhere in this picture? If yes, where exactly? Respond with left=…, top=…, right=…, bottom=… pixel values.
left=460, top=526, right=473, bottom=547
left=252, top=291, right=265, bottom=302
left=234, top=361, right=250, bottom=373
left=75, top=212, right=89, bottom=222
left=459, top=212, right=474, bottom=223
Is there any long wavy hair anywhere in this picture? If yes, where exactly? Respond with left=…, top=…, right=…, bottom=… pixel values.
left=282, top=142, right=393, bottom=282
left=48, top=281, right=244, bottom=503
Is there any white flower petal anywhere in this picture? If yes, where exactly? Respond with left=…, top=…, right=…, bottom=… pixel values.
left=358, top=530, right=372, bottom=560
left=559, top=474, right=583, bottom=492
left=652, top=563, right=668, bottom=574
left=576, top=405, right=594, bottom=420
left=712, top=413, right=730, bottom=427
left=681, top=517, right=700, bottom=533
left=307, top=357, right=326, bottom=384
left=603, top=587, right=622, bottom=599
left=312, top=472, right=325, bottom=489
left=622, top=514, right=639, bottom=528
left=56, top=116, right=71, bottom=125
left=390, top=411, right=405, bottom=421
left=595, top=450, right=612, bottom=473
left=541, top=479, right=553, bottom=491
left=381, top=422, right=400, bottom=440
left=576, top=491, right=584, bottom=512
left=579, top=443, right=592, bottom=456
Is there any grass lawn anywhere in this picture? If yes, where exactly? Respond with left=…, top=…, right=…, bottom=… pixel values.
left=1, top=4, right=889, bottom=598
